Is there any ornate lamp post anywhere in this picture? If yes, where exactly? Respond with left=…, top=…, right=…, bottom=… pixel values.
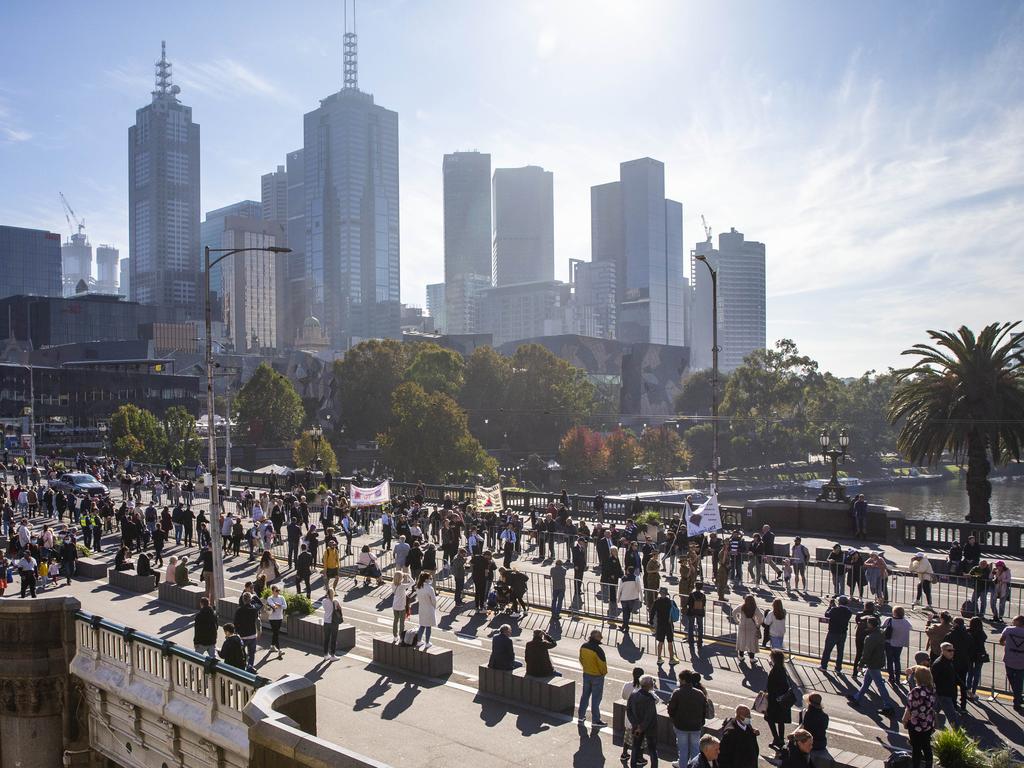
left=816, top=428, right=850, bottom=502
left=694, top=254, right=720, bottom=492
left=311, top=424, right=323, bottom=471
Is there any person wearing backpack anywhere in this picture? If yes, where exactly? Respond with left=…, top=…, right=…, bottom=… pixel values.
left=685, top=582, right=707, bottom=655
left=652, top=586, right=679, bottom=664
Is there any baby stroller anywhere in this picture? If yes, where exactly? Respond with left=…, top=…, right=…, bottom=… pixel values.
left=489, top=581, right=513, bottom=614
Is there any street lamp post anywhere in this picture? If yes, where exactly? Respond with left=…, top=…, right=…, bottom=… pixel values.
left=311, top=424, right=323, bottom=471
left=204, top=244, right=290, bottom=600
left=816, top=428, right=851, bottom=502
left=695, top=254, right=720, bottom=492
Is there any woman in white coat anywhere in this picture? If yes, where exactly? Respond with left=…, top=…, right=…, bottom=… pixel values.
left=732, top=594, right=764, bottom=662
left=909, top=553, right=934, bottom=609
left=391, top=570, right=414, bottom=641
left=415, top=571, right=438, bottom=648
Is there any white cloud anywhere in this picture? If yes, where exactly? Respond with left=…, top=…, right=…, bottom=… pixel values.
left=0, top=99, right=31, bottom=143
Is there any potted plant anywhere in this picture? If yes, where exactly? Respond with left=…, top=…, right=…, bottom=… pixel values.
left=634, top=510, right=663, bottom=542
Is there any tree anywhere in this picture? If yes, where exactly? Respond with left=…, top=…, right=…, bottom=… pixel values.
left=459, top=346, right=512, bottom=447
left=404, top=343, right=465, bottom=398
left=505, top=344, right=595, bottom=452
left=379, top=382, right=496, bottom=482
left=674, top=368, right=723, bottom=418
left=641, top=426, right=691, bottom=479
left=163, top=406, right=200, bottom=466
left=604, top=428, right=641, bottom=480
left=559, top=426, right=606, bottom=483
left=109, top=404, right=167, bottom=463
left=889, top=323, right=1024, bottom=523
left=334, top=339, right=409, bottom=440
left=234, top=362, right=304, bottom=447
left=293, top=430, right=339, bottom=473
left=682, top=423, right=715, bottom=474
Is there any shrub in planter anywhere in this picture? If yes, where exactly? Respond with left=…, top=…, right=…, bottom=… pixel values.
left=76, top=543, right=92, bottom=558
left=285, top=592, right=314, bottom=617
left=634, top=511, right=662, bottom=527
left=932, top=727, right=985, bottom=768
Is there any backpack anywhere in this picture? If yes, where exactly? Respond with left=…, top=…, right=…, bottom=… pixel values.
left=486, top=591, right=498, bottom=609
left=670, top=601, right=681, bottom=623
left=885, top=751, right=913, bottom=768
left=960, top=599, right=975, bottom=618
left=400, top=628, right=419, bottom=647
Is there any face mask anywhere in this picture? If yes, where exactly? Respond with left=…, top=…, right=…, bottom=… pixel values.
left=737, top=717, right=749, bottom=728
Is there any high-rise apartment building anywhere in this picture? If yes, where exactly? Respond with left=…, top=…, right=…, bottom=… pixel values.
left=261, top=165, right=288, bottom=225
left=571, top=259, right=617, bottom=339
left=95, top=245, right=119, bottom=294
left=119, top=258, right=130, bottom=298
left=200, top=200, right=261, bottom=315
left=443, top=151, right=492, bottom=333
left=128, top=42, right=200, bottom=311
left=220, top=216, right=281, bottom=352
left=590, top=158, right=685, bottom=347
left=0, top=225, right=62, bottom=300
left=61, top=229, right=93, bottom=296
left=303, top=23, right=400, bottom=348
left=426, top=283, right=446, bottom=334
left=478, top=280, right=570, bottom=346
left=492, top=166, right=554, bottom=287
left=690, top=227, right=766, bottom=372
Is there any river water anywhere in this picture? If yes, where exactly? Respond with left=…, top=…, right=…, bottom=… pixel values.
left=866, top=477, right=1024, bottom=525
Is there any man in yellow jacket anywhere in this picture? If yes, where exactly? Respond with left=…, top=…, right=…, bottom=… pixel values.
left=578, top=629, right=608, bottom=726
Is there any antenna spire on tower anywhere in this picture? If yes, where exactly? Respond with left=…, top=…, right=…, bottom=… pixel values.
left=343, top=0, right=358, bottom=90
left=153, top=40, right=176, bottom=100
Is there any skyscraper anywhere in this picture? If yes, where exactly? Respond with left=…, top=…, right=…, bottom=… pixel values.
left=590, top=158, right=685, bottom=346
left=220, top=216, right=280, bottom=352
left=426, top=283, right=446, bottom=333
left=261, top=165, right=288, bottom=225
left=128, top=42, right=200, bottom=311
left=303, top=16, right=400, bottom=348
left=95, top=245, right=120, bottom=295
left=0, top=225, right=62, bottom=300
left=690, top=227, right=766, bottom=372
left=200, top=200, right=261, bottom=315
left=443, top=151, right=491, bottom=333
left=284, top=149, right=307, bottom=346
left=61, top=227, right=93, bottom=296
left=492, top=166, right=554, bottom=287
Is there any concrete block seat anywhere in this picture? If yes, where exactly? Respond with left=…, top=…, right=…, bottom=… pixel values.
left=477, top=665, right=576, bottom=714
left=158, top=581, right=206, bottom=610
left=371, top=635, right=453, bottom=678
left=287, top=614, right=356, bottom=651
left=75, top=557, right=110, bottom=580
left=612, top=700, right=724, bottom=751
left=107, top=568, right=159, bottom=593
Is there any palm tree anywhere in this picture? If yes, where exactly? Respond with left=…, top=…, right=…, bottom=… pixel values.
left=888, top=323, right=1024, bottom=523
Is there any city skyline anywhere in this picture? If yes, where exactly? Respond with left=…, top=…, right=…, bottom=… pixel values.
left=1, top=1, right=1022, bottom=374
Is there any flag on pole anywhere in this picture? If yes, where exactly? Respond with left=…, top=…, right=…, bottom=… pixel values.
left=349, top=480, right=390, bottom=507
left=687, top=493, right=722, bottom=537
left=475, top=483, right=503, bottom=511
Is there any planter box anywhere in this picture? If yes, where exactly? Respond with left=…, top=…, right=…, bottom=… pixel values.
left=371, top=635, right=452, bottom=678
left=108, top=569, right=158, bottom=593
left=75, top=557, right=110, bottom=580
left=477, top=665, right=575, bottom=714
left=158, top=581, right=206, bottom=611
left=285, top=614, right=356, bottom=652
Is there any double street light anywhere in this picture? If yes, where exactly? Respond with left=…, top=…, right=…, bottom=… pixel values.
left=204, top=244, right=290, bottom=600
left=694, top=253, right=720, bottom=492
left=817, top=428, right=851, bottom=502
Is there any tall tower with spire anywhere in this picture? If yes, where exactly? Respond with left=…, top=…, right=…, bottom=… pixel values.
left=128, top=41, right=201, bottom=311
left=302, top=0, right=401, bottom=347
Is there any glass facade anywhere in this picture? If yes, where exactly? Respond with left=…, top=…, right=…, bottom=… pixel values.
left=492, top=166, right=555, bottom=287
left=0, top=226, right=63, bottom=300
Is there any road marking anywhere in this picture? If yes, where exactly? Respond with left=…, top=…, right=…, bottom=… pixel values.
left=456, top=635, right=482, bottom=647
left=550, top=654, right=583, bottom=670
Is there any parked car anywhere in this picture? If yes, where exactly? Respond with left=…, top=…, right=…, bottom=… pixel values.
left=49, top=472, right=109, bottom=498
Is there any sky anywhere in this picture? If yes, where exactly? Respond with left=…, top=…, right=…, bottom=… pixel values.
left=1, top=0, right=1021, bottom=377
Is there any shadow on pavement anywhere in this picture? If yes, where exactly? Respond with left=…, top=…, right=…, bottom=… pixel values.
left=381, top=682, right=420, bottom=720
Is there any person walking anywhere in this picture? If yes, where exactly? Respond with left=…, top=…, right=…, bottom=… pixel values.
left=848, top=617, right=897, bottom=717
left=619, top=667, right=644, bottom=764
left=414, top=572, right=438, bottom=648
left=819, top=596, right=853, bottom=673
left=931, top=643, right=960, bottom=727
left=17, top=550, right=37, bottom=598
left=763, top=599, right=787, bottom=651
left=192, top=596, right=219, bottom=658
left=902, top=666, right=937, bottom=768
left=718, top=705, right=760, bottom=768
left=234, top=591, right=261, bottom=672
left=295, top=544, right=313, bottom=598
left=218, top=623, right=246, bottom=669
left=1000, top=614, right=1024, bottom=710
left=852, top=603, right=878, bottom=676
left=732, top=596, right=763, bottom=664
left=943, top=616, right=974, bottom=711
left=653, top=587, right=679, bottom=664
left=764, top=650, right=794, bottom=749
left=690, top=735, right=721, bottom=768
left=578, top=629, right=608, bottom=727
left=265, top=585, right=286, bottom=659
left=965, top=616, right=988, bottom=703
left=883, top=606, right=913, bottom=683
left=626, top=675, right=660, bottom=768
left=668, top=668, right=707, bottom=766
left=322, top=588, right=344, bottom=661
left=798, top=693, right=829, bottom=758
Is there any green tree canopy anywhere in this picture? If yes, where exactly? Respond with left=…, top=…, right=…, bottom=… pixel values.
left=604, top=428, right=641, bottom=480
left=110, top=404, right=167, bottom=463
left=681, top=423, right=715, bottom=474
left=293, top=430, right=339, bottom=473
left=404, top=343, right=465, bottom=398
left=234, top=362, right=305, bottom=447
left=889, top=322, right=1024, bottom=523
left=505, top=344, right=595, bottom=452
left=459, top=346, right=513, bottom=447
left=334, top=339, right=409, bottom=440
left=674, top=368, right=724, bottom=418
left=641, top=425, right=690, bottom=479
left=379, top=382, right=496, bottom=483
left=559, top=426, right=606, bottom=483
left=163, top=405, right=200, bottom=465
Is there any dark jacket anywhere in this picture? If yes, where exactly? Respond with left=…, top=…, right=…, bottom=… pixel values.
left=219, top=634, right=246, bottom=668
left=944, top=625, right=974, bottom=672
left=234, top=600, right=260, bottom=638
left=525, top=636, right=556, bottom=677
left=931, top=656, right=958, bottom=697
left=296, top=550, right=313, bottom=576
left=861, top=628, right=887, bottom=670
left=719, top=717, right=760, bottom=768
left=626, top=688, right=658, bottom=734
left=688, top=754, right=719, bottom=768
left=667, top=683, right=706, bottom=731
left=824, top=604, right=853, bottom=635
left=778, top=744, right=813, bottom=768
left=799, top=706, right=828, bottom=751
left=488, top=633, right=516, bottom=670
left=193, top=606, right=219, bottom=646
left=765, top=664, right=793, bottom=724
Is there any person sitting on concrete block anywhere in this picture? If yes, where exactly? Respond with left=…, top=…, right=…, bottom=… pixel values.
left=525, top=629, right=561, bottom=677
left=488, top=624, right=520, bottom=670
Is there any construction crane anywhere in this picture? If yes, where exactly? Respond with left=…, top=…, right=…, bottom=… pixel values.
left=59, top=192, right=85, bottom=239
left=701, top=214, right=712, bottom=244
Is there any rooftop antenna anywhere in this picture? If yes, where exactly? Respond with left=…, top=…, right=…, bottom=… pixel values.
left=153, top=40, right=180, bottom=101
left=343, top=0, right=358, bottom=90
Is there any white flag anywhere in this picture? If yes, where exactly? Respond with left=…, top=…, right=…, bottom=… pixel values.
left=349, top=480, right=390, bottom=507
left=687, top=494, right=722, bottom=537
left=475, top=483, right=503, bottom=511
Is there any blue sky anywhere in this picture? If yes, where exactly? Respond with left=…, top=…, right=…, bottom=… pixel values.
left=1, top=0, right=1021, bottom=376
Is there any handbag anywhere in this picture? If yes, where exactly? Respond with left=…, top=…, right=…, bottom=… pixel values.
left=753, top=691, right=768, bottom=714
left=777, top=688, right=797, bottom=709
left=705, top=696, right=716, bottom=719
